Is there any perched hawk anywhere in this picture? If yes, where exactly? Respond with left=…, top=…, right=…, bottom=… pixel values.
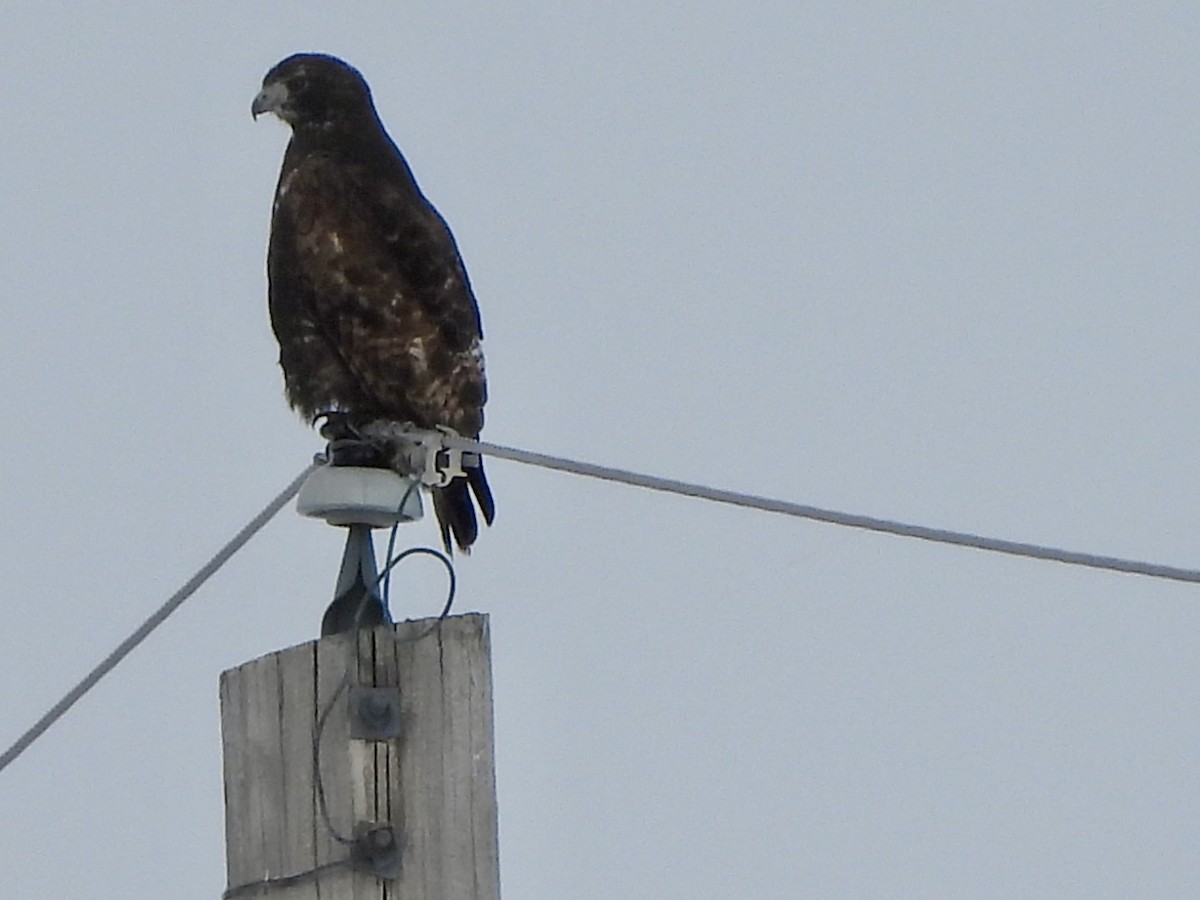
left=252, top=53, right=494, bottom=551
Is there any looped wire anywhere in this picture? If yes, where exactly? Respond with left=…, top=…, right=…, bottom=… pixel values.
left=376, top=546, right=457, bottom=644
left=316, top=542, right=456, bottom=838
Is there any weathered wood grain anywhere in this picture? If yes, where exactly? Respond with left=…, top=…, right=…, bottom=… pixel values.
left=219, top=613, right=499, bottom=899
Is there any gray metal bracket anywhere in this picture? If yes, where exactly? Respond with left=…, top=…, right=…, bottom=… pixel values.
left=320, top=523, right=391, bottom=635
left=351, top=821, right=404, bottom=880
left=348, top=685, right=403, bottom=741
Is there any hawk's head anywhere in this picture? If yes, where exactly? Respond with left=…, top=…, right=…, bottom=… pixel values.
left=252, top=53, right=375, bottom=133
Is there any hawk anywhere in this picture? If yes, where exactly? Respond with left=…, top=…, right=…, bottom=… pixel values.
left=252, top=53, right=494, bottom=551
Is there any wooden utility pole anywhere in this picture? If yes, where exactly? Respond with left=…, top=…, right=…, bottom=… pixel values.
left=219, top=613, right=500, bottom=899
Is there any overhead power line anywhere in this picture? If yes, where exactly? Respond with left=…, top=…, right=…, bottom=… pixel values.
left=442, top=434, right=1200, bottom=586
left=0, top=461, right=319, bottom=776
left=6, top=434, right=1200, bottom=778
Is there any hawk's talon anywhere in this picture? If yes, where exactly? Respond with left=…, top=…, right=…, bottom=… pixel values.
left=316, top=411, right=362, bottom=442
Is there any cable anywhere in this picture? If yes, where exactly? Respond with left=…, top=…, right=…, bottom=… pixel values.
left=0, top=460, right=320, bottom=776
left=378, top=546, right=458, bottom=643
left=313, top=672, right=356, bottom=846
left=8, top=432, right=1199, bottom=779
left=440, top=434, right=1200, bottom=586
left=381, top=478, right=423, bottom=611
left=223, top=859, right=349, bottom=899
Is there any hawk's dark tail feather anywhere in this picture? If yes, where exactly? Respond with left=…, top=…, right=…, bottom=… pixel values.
left=432, top=481, right=474, bottom=553
left=431, top=458, right=494, bottom=554
left=469, top=457, right=495, bottom=526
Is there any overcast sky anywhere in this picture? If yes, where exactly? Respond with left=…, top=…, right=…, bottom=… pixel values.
left=3, top=3, right=1200, bottom=898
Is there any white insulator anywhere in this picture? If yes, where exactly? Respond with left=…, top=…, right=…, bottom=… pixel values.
left=296, top=465, right=423, bottom=528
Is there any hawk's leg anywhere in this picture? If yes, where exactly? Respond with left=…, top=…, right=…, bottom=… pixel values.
left=316, top=411, right=390, bottom=468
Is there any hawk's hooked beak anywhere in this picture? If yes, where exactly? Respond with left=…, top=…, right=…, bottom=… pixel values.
left=251, top=81, right=289, bottom=120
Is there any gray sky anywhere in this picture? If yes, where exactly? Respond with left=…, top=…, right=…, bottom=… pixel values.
left=3, top=3, right=1200, bottom=897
